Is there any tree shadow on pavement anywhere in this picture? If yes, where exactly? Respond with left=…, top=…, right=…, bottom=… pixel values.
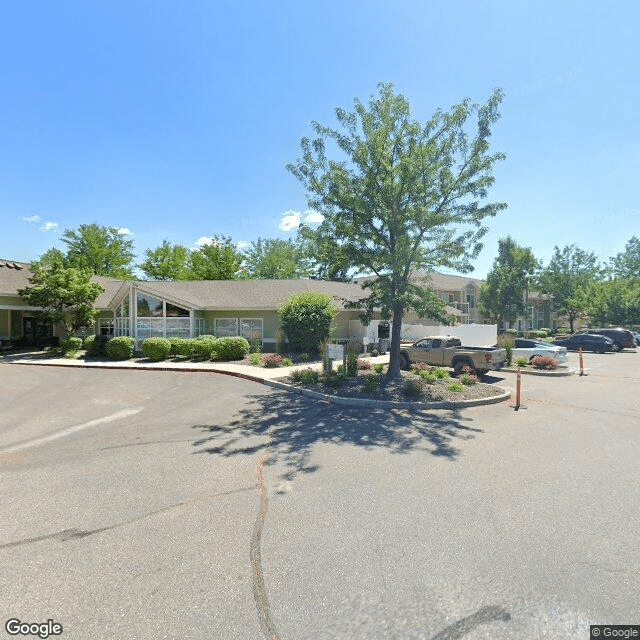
left=192, top=391, right=482, bottom=481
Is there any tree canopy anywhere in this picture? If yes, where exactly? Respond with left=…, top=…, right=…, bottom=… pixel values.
left=139, top=240, right=191, bottom=280
left=244, top=237, right=311, bottom=279
left=538, top=244, right=603, bottom=332
left=287, top=83, right=506, bottom=379
left=61, top=223, right=136, bottom=279
left=608, top=236, right=640, bottom=279
left=18, top=258, right=105, bottom=337
left=479, top=236, right=539, bottom=326
left=187, top=235, right=246, bottom=280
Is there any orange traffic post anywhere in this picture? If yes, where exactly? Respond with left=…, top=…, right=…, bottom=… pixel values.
left=579, top=347, right=584, bottom=376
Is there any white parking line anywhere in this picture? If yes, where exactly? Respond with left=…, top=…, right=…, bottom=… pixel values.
left=0, top=408, right=143, bottom=453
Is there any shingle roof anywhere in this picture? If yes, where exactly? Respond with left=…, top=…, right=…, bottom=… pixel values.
left=0, top=259, right=32, bottom=295
left=134, top=278, right=371, bottom=310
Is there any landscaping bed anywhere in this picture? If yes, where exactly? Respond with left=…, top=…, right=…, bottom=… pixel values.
left=279, top=366, right=504, bottom=403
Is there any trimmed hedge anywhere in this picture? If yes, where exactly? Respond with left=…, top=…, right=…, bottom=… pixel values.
left=170, top=337, right=196, bottom=357
left=215, top=336, right=250, bottom=361
left=141, top=337, right=171, bottom=362
left=60, top=337, right=83, bottom=352
left=106, top=336, right=135, bottom=360
left=193, top=336, right=218, bottom=360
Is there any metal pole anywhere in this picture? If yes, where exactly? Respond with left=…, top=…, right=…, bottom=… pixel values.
left=515, top=367, right=521, bottom=411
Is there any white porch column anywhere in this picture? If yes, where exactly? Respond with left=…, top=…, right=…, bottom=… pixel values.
left=8, top=309, right=11, bottom=339
left=190, top=309, right=194, bottom=337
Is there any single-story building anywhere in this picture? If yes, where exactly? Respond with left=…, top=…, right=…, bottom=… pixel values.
left=1, top=258, right=469, bottom=350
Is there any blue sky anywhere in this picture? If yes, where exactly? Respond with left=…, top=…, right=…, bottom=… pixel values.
left=1, top=0, right=638, bottom=279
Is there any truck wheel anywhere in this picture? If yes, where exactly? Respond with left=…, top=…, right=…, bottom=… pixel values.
left=453, top=361, right=473, bottom=377
left=399, top=353, right=410, bottom=370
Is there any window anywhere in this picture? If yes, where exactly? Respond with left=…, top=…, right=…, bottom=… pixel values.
left=214, top=318, right=238, bottom=337
left=137, top=318, right=164, bottom=339
left=194, top=318, right=204, bottom=337
left=99, top=319, right=114, bottom=337
left=432, top=339, right=442, bottom=348
left=415, top=339, right=431, bottom=349
left=166, top=318, right=191, bottom=338
left=240, top=318, right=263, bottom=341
left=137, top=292, right=163, bottom=317
left=166, top=302, right=189, bottom=317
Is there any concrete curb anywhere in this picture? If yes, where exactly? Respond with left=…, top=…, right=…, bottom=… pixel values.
left=263, top=378, right=512, bottom=410
left=501, top=366, right=575, bottom=377
left=4, top=357, right=512, bottom=410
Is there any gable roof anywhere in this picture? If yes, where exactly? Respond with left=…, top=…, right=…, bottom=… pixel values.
left=133, top=278, right=370, bottom=311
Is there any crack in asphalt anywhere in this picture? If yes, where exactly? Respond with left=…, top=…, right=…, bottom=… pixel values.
left=99, top=438, right=193, bottom=450
left=430, top=605, right=512, bottom=639
left=250, top=448, right=280, bottom=640
left=0, top=485, right=255, bottom=550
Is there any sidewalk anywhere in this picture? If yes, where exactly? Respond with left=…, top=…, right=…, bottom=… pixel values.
left=0, top=350, right=391, bottom=382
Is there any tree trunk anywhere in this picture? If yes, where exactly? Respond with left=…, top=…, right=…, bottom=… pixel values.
left=383, top=305, right=404, bottom=383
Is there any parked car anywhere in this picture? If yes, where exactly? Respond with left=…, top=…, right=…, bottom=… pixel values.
left=575, top=328, right=636, bottom=351
left=553, top=333, right=615, bottom=353
left=634, top=331, right=640, bottom=346
left=512, top=339, right=569, bottom=365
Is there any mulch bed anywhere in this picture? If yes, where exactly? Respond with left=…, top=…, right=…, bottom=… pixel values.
left=280, top=369, right=504, bottom=403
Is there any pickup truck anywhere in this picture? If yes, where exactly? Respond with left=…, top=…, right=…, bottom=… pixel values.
left=399, top=336, right=507, bottom=377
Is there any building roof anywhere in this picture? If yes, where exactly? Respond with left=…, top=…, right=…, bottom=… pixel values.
left=352, top=270, right=485, bottom=291
left=133, top=278, right=371, bottom=311
left=0, top=259, right=31, bottom=295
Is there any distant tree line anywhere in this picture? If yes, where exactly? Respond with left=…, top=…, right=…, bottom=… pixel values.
left=480, top=235, right=640, bottom=330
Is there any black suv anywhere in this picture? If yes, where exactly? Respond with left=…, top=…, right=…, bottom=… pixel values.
left=576, top=328, right=636, bottom=351
left=553, top=333, right=615, bottom=353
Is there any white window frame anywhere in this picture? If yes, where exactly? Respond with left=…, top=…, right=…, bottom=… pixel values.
left=214, top=318, right=238, bottom=337
left=194, top=317, right=204, bottom=337
left=240, top=318, right=263, bottom=341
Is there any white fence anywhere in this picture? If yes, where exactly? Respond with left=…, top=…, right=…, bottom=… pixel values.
left=399, top=323, right=497, bottom=346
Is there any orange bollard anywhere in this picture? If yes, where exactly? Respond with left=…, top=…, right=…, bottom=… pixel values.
left=579, top=347, right=584, bottom=376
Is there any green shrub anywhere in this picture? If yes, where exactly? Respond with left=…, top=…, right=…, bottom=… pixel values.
left=64, top=349, right=80, bottom=359
left=373, top=363, right=384, bottom=374
left=361, top=374, right=381, bottom=394
left=216, top=336, right=250, bottom=361
left=84, top=334, right=109, bottom=357
left=282, top=357, right=294, bottom=366
left=514, top=356, right=529, bottom=367
left=403, top=379, right=424, bottom=399
left=555, top=327, right=569, bottom=334
left=346, top=353, right=358, bottom=377
left=290, top=367, right=320, bottom=385
left=299, top=353, right=311, bottom=362
left=61, top=337, right=83, bottom=352
left=106, top=336, right=135, bottom=360
left=433, top=367, right=450, bottom=379
left=192, top=336, right=218, bottom=360
left=412, top=363, right=431, bottom=375
left=419, top=369, right=438, bottom=384
left=173, top=338, right=197, bottom=358
left=250, top=352, right=262, bottom=366
left=277, top=291, right=338, bottom=354
left=458, top=372, right=478, bottom=386
left=447, top=381, right=464, bottom=392
left=335, top=364, right=344, bottom=374
left=141, top=337, right=171, bottom=362
left=262, top=353, right=283, bottom=368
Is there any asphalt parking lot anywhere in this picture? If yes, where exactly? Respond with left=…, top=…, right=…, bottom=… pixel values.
left=1, top=350, right=638, bottom=639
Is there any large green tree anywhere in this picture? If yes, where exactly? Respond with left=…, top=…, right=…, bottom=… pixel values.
left=538, top=244, right=603, bottom=332
left=18, top=258, right=105, bottom=337
left=609, top=236, right=640, bottom=279
left=287, top=83, right=506, bottom=379
left=479, top=236, right=539, bottom=327
left=586, top=277, right=640, bottom=327
left=295, top=224, right=352, bottom=280
left=244, top=237, right=311, bottom=279
left=139, top=240, right=191, bottom=280
left=187, top=235, right=246, bottom=280
left=61, top=223, right=136, bottom=278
